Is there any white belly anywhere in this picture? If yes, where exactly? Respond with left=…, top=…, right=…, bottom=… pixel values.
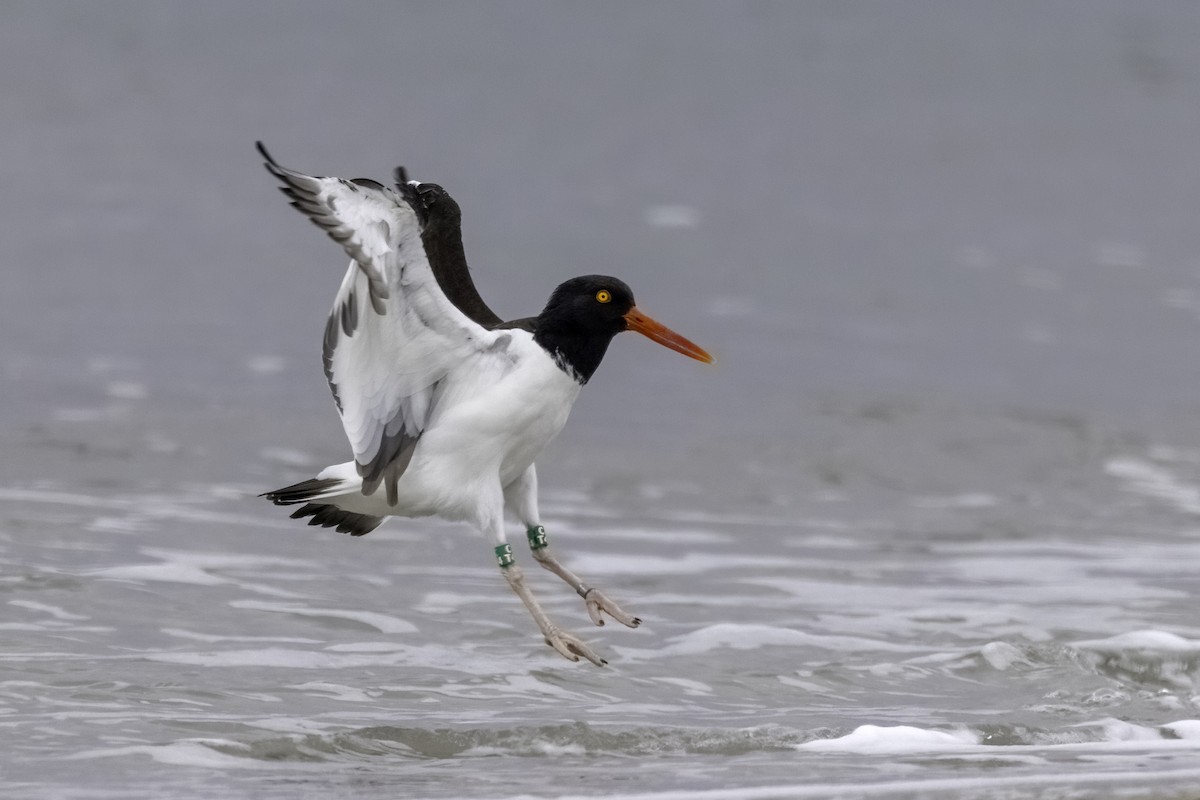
left=327, top=331, right=581, bottom=520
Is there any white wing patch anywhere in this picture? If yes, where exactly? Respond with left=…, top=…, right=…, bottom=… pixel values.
left=260, top=144, right=511, bottom=503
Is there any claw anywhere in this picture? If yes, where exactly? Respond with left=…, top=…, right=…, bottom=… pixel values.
left=544, top=627, right=606, bottom=666
left=583, top=588, right=641, bottom=629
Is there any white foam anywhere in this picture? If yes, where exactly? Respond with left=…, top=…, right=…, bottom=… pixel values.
left=1074, top=718, right=1166, bottom=742
left=287, top=681, right=377, bottom=703
left=799, top=724, right=979, bottom=754
left=0, top=488, right=137, bottom=510
left=414, top=590, right=494, bottom=614
left=571, top=552, right=784, bottom=576
left=9, top=600, right=89, bottom=621
left=87, top=515, right=151, bottom=534
left=191, top=541, right=291, bottom=565
left=0, top=623, right=114, bottom=633
left=913, top=641, right=1033, bottom=671
left=161, top=628, right=321, bottom=645
left=651, top=677, right=713, bottom=696
left=91, top=548, right=321, bottom=593
left=795, top=717, right=1200, bottom=761
left=529, top=740, right=588, bottom=756
left=325, top=641, right=407, bottom=653
left=1073, top=630, right=1200, bottom=654
left=617, top=623, right=916, bottom=660
left=145, top=644, right=505, bottom=675
left=979, top=641, right=1030, bottom=670
left=147, top=648, right=376, bottom=669
left=228, top=600, right=418, bottom=634
left=240, top=716, right=340, bottom=735
left=559, top=527, right=730, bottom=544
left=65, top=739, right=256, bottom=768
left=92, top=561, right=231, bottom=587
left=1105, top=457, right=1200, bottom=515
left=1164, top=720, right=1200, bottom=739
left=495, top=674, right=595, bottom=702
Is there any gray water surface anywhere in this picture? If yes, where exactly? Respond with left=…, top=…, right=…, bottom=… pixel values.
left=5, top=3, right=1200, bottom=798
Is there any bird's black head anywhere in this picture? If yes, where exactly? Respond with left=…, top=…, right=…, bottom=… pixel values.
left=534, top=274, right=713, bottom=384
left=542, top=275, right=636, bottom=334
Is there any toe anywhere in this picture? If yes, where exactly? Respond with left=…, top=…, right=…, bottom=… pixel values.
left=572, top=644, right=607, bottom=667
left=545, top=635, right=580, bottom=662
left=554, top=632, right=607, bottom=667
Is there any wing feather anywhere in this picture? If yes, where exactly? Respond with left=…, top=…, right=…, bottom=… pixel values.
left=258, top=142, right=509, bottom=501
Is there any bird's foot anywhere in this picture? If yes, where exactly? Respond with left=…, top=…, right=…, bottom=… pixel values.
left=543, top=626, right=607, bottom=667
left=582, top=588, right=641, bottom=629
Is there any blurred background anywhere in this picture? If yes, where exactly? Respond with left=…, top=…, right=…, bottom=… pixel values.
left=7, top=2, right=1200, bottom=510
left=7, top=1, right=1200, bottom=504
left=5, top=3, right=1200, bottom=798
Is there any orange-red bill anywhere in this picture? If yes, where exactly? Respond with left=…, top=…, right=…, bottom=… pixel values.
left=623, top=306, right=715, bottom=364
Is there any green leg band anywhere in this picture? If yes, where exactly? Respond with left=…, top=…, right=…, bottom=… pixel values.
left=526, top=525, right=548, bottom=551
left=495, top=543, right=514, bottom=568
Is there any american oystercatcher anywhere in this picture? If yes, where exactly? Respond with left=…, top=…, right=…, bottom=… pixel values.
left=257, top=143, right=713, bottom=666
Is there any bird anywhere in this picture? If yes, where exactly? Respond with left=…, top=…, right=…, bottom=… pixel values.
left=255, top=142, right=713, bottom=666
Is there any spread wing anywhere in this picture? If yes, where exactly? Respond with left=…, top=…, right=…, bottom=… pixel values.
left=257, top=142, right=511, bottom=503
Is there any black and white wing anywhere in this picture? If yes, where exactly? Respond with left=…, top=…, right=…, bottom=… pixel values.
left=257, top=142, right=511, bottom=503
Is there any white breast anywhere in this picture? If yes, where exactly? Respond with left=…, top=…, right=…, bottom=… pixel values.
left=383, top=330, right=581, bottom=518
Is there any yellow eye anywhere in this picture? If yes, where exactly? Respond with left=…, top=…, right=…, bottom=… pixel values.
left=596, top=290, right=612, bottom=303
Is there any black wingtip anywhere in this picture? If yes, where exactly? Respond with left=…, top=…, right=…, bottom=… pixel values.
left=394, top=166, right=409, bottom=187
left=261, top=477, right=342, bottom=505
left=256, top=140, right=290, bottom=183
left=255, top=140, right=277, bottom=166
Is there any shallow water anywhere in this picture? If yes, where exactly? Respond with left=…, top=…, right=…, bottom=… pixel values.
left=5, top=408, right=1200, bottom=799
left=6, top=2, right=1200, bottom=798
